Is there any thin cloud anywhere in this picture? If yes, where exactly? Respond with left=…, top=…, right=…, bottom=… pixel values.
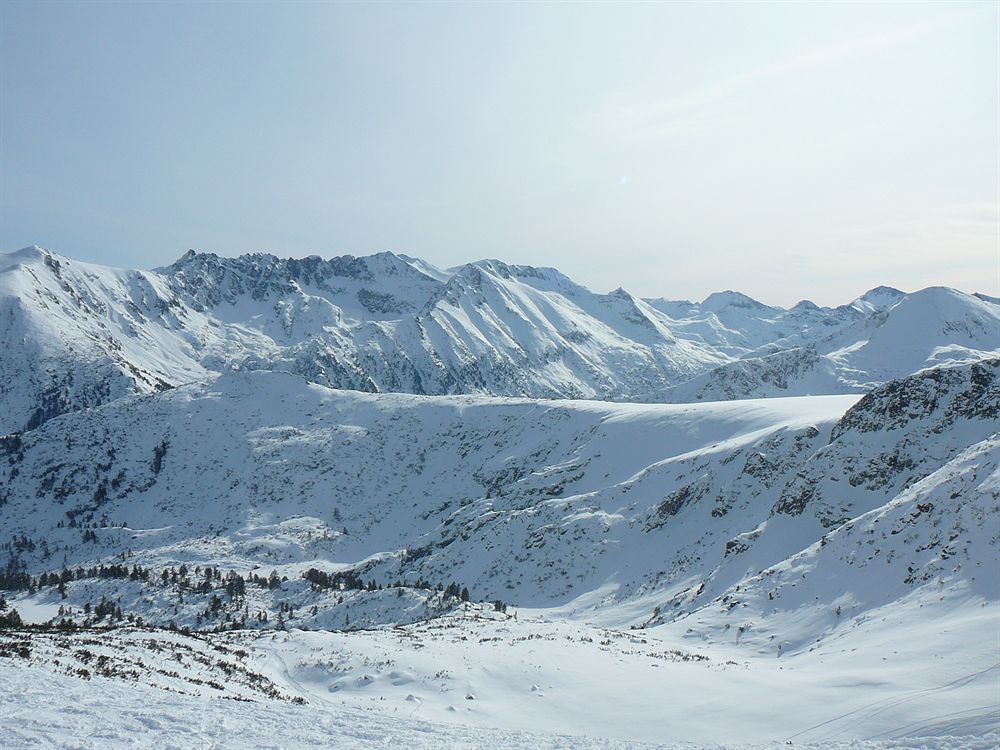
left=584, top=8, right=981, bottom=141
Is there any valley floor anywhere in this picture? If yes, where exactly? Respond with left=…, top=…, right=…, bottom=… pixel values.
left=3, top=596, right=997, bottom=749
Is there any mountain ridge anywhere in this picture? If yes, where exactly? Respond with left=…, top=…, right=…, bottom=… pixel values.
left=1, top=245, right=996, bottom=435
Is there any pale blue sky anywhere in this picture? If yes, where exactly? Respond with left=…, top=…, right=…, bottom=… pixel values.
left=1, top=1, right=997, bottom=305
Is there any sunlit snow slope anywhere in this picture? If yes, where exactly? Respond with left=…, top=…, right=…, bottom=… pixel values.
left=2, top=361, right=996, bottom=630
left=3, top=246, right=997, bottom=433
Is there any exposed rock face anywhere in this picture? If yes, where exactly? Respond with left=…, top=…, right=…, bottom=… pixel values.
left=832, top=358, right=1000, bottom=438
left=773, top=359, right=1000, bottom=528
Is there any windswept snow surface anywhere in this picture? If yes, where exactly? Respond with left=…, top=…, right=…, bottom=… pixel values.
left=6, top=659, right=996, bottom=750
left=1, top=601, right=997, bottom=748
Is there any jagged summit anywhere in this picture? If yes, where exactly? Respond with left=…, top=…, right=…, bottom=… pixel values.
left=161, top=247, right=437, bottom=282
left=454, top=257, right=585, bottom=295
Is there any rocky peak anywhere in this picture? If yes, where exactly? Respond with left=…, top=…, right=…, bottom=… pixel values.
left=701, top=290, right=771, bottom=312
left=831, top=359, right=999, bottom=441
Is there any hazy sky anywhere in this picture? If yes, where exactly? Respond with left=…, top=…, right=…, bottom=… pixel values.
left=1, top=1, right=997, bottom=306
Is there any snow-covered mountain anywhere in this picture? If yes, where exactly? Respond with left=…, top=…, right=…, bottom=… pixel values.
left=644, top=285, right=905, bottom=356
left=2, top=246, right=997, bottom=433
left=2, top=244, right=998, bottom=747
left=0, top=247, right=731, bottom=433
left=649, top=286, right=999, bottom=402
left=2, top=360, right=995, bottom=620
left=1, top=359, right=997, bottom=744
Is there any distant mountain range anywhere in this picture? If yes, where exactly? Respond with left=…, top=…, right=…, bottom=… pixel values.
left=2, top=246, right=996, bottom=434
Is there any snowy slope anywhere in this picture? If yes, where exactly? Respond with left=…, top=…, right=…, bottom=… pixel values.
left=654, top=346, right=852, bottom=401
left=0, top=247, right=731, bottom=433
left=650, top=288, right=999, bottom=403
left=682, top=434, right=1000, bottom=652
left=0, top=368, right=857, bottom=604
left=1, top=361, right=994, bottom=625
left=817, top=287, right=1000, bottom=385
left=2, top=601, right=997, bottom=747
left=0, top=360, right=997, bottom=745
left=643, top=286, right=897, bottom=356
left=0, top=247, right=185, bottom=433
left=3, top=246, right=997, bottom=433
